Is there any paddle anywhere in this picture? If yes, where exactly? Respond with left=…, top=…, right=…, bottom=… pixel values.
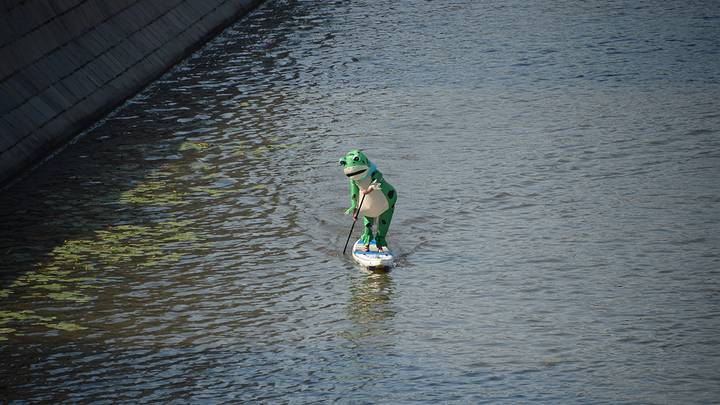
left=343, top=192, right=366, bottom=255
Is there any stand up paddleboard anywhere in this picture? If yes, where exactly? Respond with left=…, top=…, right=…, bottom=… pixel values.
left=351, top=239, right=395, bottom=270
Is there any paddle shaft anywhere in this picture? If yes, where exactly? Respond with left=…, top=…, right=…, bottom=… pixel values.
left=343, top=192, right=366, bottom=254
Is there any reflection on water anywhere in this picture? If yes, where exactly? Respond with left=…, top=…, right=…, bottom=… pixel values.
left=345, top=272, right=396, bottom=339
left=2, top=0, right=720, bottom=402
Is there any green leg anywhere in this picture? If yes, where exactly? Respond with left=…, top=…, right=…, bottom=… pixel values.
left=375, top=207, right=394, bottom=248
left=375, top=184, right=397, bottom=249
left=361, top=216, right=374, bottom=245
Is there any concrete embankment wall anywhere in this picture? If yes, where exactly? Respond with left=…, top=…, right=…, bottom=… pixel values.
left=0, top=0, right=262, bottom=187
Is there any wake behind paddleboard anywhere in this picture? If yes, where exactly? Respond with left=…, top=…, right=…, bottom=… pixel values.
left=351, top=239, right=395, bottom=269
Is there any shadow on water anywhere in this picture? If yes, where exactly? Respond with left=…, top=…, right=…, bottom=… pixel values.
left=0, top=0, right=317, bottom=343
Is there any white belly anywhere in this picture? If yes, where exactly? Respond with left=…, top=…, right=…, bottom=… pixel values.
left=359, top=189, right=389, bottom=218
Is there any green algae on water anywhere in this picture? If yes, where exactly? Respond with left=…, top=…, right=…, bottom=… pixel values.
left=188, top=186, right=231, bottom=198
left=47, top=291, right=91, bottom=303
left=0, top=218, right=209, bottom=337
left=43, top=322, right=87, bottom=331
left=0, top=326, right=16, bottom=341
left=179, top=141, right=210, bottom=151
left=119, top=181, right=186, bottom=206
left=30, top=283, right=65, bottom=291
left=0, top=310, right=55, bottom=323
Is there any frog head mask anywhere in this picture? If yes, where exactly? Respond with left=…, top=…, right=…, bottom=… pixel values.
left=339, top=149, right=372, bottom=181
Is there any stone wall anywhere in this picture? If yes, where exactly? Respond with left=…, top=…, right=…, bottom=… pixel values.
left=0, top=0, right=262, bottom=187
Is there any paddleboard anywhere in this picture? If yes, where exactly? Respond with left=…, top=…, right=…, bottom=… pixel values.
left=351, top=239, right=395, bottom=269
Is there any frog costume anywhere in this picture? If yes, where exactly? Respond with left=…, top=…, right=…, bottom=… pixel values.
left=339, top=150, right=397, bottom=250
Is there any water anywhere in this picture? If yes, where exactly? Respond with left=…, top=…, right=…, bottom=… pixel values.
left=2, top=0, right=720, bottom=402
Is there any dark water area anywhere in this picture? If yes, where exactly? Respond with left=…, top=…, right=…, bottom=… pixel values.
left=2, top=0, right=720, bottom=403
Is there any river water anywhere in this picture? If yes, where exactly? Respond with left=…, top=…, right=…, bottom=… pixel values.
left=2, top=0, right=720, bottom=403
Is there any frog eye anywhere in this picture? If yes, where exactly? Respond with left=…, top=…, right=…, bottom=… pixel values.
left=339, top=159, right=346, bottom=166
left=353, top=156, right=359, bottom=161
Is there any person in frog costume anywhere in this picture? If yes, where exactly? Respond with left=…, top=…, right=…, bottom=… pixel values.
left=339, top=150, right=397, bottom=251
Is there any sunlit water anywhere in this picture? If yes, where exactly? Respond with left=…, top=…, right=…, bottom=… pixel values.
left=2, top=0, right=720, bottom=402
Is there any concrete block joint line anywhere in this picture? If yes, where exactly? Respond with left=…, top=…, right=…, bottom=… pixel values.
left=0, top=0, right=264, bottom=188
left=0, top=0, right=88, bottom=51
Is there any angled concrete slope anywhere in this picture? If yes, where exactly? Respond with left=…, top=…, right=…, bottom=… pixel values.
left=0, top=0, right=262, bottom=187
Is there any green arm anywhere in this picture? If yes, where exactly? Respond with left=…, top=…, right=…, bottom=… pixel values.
left=345, top=181, right=359, bottom=214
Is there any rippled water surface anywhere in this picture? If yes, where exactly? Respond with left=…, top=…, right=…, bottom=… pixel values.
left=2, top=0, right=720, bottom=403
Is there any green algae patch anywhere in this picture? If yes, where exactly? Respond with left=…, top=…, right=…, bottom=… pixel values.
left=31, top=283, right=64, bottom=291
left=253, top=145, right=270, bottom=156
left=119, top=181, right=186, bottom=206
left=158, top=220, right=195, bottom=229
left=0, top=309, right=89, bottom=336
left=11, top=271, right=56, bottom=286
left=161, top=251, right=185, bottom=262
left=25, top=221, right=201, bottom=277
left=161, top=231, right=198, bottom=243
left=0, top=310, right=54, bottom=323
left=43, top=322, right=87, bottom=332
left=94, top=224, right=147, bottom=241
left=179, top=141, right=210, bottom=151
left=44, top=268, right=73, bottom=277
left=188, top=186, right=230, bottom=198
left=1, top=216, right=210, bottom=337
left=47, top=291, right=91, bottom=303
left=51, top=240, right=100, bottom=265
left=146, top=169, right=176, bottom=180
left=48, top=225, right=163, bottom=268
